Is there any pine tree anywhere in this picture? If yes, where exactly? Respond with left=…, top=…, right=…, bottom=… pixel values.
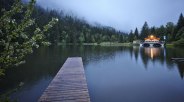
left=128, top=30, right=134, bottom=42
left=134, top=27, right=139, bottom=40
left=165, top=22, right=175, bottom=41
left=156, top=25, right=166, bottom=40
left=150, top=27, right=156, bottom=35
left=177, top=13, right=184, bottom=30
left=140, top=22, right=149, bottom=40
left=173, top=13, right=184, bottom=40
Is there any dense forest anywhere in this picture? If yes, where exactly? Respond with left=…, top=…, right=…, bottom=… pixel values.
left=31, top=7, right=130, bottom=44
left=1, top=0, right=129, bottom=45
left=30, top=1, right=184, bottom=45
left=1, top=0, right=184, bottom=45
left=0, top=0, right=184, bottom=76
left=0, top=0, right=128, bottom=75
left=129, top=15, right=184, bottom=45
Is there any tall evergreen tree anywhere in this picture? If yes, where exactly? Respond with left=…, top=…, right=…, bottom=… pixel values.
left=175, top=27, right=184, bottom=40
left=173, top=13, right=184, bottom=40
left=156, top=25, right=166, bottom=40
left=177, top=13, right=184, bottom=30
left=165, top=22, right=175, bottom=41
left=140, top=22, right=149, bottom=40
left=128, top=30, right=134, bottom=42
left=150, top=27, right=156, bottom=34
left=134, top=27, right=139, bottom=40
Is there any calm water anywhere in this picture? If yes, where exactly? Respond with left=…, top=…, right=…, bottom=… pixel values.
left=0, top=45, right=184, bottom=102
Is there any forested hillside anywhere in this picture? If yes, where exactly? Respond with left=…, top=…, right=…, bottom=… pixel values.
left=129, top=14, right=184, bottom=45
left=32, top=3, right=184, bottom=45
left=1, top=0, right=129, bottom=45
left=1, top=0, right=183, bottom=45
left=0, top=0, right=128, bottom=75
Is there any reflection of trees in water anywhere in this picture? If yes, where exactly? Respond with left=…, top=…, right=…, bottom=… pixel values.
left=41, top=46, right=184, bottom=79
left=139, top=48, right=149, bottom=68
left=177, top=63, right=184, bottom=78
left=144, top=48, right=161, bottom=59
left=133, top=46, right=139, bottom=61
left=84, top=46, right=184, bottom=79
left=128, top=46, right=134, bottom=59
left=165, top=47, right=184, bottom=79
left=0, top=46, right=68, bottom=94
left=0, top=45, right=122, bottom=94
left=133, top=46, right=184, bottom=79
left=1, top=45, right=184, bottom=94
left=66, top=46, right=120, bottom=65
left=141, top=47, right=165, bottom=66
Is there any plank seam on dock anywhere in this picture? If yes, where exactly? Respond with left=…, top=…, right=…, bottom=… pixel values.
left=39, top=57, right=90, bottom=102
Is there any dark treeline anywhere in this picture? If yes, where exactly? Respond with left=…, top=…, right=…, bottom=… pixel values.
left=1, top=0, right=129, bottom=45
left=128, top=14, right=184, bottom=45
left=1, top=0, right=184, bottom=45
left=32, top=7, right=129, bottom=44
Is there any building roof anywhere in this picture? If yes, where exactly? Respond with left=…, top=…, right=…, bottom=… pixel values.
left=145, top=35, right=160, bottom=41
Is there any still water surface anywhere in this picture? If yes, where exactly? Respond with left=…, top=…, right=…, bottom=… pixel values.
left=0, top=45, right=184, bottom=102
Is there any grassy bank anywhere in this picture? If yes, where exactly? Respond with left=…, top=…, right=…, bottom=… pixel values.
left=166, top=44, right=174, bottom=47
left=58, top=42, right=132, bottom=46
left=58, top=42, right=184, bottom=48
left=99, top=42, right=132, bottom=46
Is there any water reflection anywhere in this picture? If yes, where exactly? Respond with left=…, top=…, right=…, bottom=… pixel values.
left=136, top=47, right=184, bottom=79
left=85, top=46, right=184, bottom=102
left=177, top=63, right=184, bottom=78
left=144, top=47, right=161, bottom=59
left=0, top=45, right=184, bottom=102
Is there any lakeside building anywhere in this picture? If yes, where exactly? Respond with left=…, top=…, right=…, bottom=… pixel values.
left=140, top=35, right=164, bottom=47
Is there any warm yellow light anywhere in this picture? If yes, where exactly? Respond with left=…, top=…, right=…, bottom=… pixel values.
left=150, top=35, right=154, bottom=38
left=145, top=35, right=160, bottom=41
left=151, top=48, right=153, bottom=59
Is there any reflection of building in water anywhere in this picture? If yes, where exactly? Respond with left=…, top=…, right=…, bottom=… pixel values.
left=144, top=47, right=161, bottom=59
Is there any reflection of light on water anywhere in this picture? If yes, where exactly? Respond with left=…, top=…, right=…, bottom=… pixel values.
left=145, top=48, right=160, bottom=59
left=151, top=48, right=153, bottom=59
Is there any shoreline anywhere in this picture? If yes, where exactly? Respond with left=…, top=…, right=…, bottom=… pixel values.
left=57, top=42, right=132, bottom=46
left=57, top=42, right=176, bottom=47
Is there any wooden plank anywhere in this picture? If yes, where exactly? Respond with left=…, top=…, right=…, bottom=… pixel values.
left=171, top=58, right=184, bottom=62
left=39, top=57, right=90, bottom=102
left=171, top=58, right=184, bottom=60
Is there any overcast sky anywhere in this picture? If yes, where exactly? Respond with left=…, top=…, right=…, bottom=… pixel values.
left=35, top=0, right=184, bottom=32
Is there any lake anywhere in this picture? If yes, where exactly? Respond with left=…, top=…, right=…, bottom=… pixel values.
left=0, top=45, right=184, bottom=102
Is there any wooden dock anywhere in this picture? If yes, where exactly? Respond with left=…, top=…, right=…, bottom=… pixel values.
left=171, top=58, right=184, bottom=62
left=39, top=57, right=90, bottom=102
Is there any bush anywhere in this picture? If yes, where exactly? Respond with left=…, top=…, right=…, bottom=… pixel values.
left=173, top=38, right=184, bottom=46
left=0, top=0, right=58, bottom=76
